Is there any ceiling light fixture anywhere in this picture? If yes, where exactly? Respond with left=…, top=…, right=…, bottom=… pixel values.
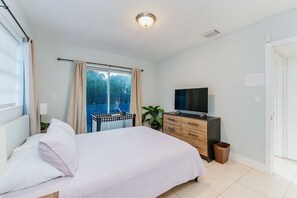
left=136, top=13, right=156, bottom=28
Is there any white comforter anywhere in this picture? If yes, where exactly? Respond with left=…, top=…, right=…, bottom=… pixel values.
left=5, top=126, right=205, bottom=198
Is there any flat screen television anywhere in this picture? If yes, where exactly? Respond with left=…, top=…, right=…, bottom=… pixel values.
left=175, top=88, right=208, bottom=113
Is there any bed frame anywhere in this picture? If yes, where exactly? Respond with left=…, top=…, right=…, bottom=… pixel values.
left=0, top=115, right=29, bottom=174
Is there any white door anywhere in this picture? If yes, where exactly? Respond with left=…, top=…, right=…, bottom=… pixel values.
left=286, top=57, right=297, bottom=161
left=273, top=51, right=285, bottom=157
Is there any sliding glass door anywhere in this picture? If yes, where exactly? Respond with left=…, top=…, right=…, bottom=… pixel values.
left=86, top=69, right=131, bottom=132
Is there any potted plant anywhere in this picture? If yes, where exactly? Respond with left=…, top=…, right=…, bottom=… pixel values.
left=142, top=106, right=165, bottom=130
left=41, top=122, right=50, bottom=133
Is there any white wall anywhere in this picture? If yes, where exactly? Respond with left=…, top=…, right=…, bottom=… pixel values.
left=36, top=38, right=157, bottom=122
left=0, top=0, right=33, bottom=40
left=156, top=9, right=297, bottom=163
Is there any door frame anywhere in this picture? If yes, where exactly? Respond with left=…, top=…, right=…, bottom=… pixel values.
left=265, top=36, right=297, bottom=174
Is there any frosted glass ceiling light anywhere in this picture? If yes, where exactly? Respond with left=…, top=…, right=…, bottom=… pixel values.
left=136, top=13, right=156, bottom=28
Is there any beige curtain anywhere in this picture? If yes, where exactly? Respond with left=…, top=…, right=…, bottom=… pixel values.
left=67, top=60, right=87, bottom=134
left=24, top=40, right=40, bottom=135
left=130, top=69, right=142, bottom=126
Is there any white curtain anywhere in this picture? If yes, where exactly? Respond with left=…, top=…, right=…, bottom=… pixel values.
left=130, top=69, right=142, bottom=126
left=24, top=40, right=40, bottom=135
left=67, top=60, right=87, bottom=134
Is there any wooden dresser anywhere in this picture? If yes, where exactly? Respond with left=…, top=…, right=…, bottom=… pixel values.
left=40, top=192, right=59, bottom=198
left=163, top=112, right=220, bottom=162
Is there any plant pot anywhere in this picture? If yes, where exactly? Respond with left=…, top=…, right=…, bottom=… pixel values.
left=41, top=129, right=47, bottom=133
left=151, top=124, right=160, bottom=130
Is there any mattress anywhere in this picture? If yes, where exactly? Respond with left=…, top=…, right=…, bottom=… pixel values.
left=3, top=126, right=205, bottom=198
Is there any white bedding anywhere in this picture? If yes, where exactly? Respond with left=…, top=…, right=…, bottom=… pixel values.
left=3, top=126, right=205, bottom=198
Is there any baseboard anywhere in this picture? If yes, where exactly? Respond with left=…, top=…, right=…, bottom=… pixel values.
left=229, top=152, right=267, bottom=173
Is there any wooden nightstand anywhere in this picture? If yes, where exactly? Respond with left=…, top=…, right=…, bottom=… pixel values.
left=40, top=191, right=59, bottom=198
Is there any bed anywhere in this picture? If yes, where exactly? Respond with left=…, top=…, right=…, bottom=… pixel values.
left=1, top=115, right=205, bottom=198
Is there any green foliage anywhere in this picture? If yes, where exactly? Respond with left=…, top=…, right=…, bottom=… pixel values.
left=142, top=106, right=165, bottom=129
left=86, top=70, right=131, bottom=105
left=41, top=122, right=50, bottom=130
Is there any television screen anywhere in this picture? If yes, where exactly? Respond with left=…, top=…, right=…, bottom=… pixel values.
left=175, top=88, right=208, bottom=113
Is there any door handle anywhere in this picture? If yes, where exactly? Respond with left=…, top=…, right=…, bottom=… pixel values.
left=188, top=133, right=198, bottom=137
left=188, top=123, right=198, bottom=126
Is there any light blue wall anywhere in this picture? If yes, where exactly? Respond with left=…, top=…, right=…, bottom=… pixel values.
left=156, top=8, right=297, bottom=163
left=36, top=39, right=157, bottom=122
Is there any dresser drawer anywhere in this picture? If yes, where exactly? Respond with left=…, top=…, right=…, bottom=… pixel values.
left=182, top=131, right=207, bottom=144
left=182, top=134, right=199, bottom=147
left=197, top=145, right=208, bottom=157
left=182, top=118, right=207, bottom=132
left=163, top=114, right=182, bottom=125
left=163, top=123, right=182, bottom=139
left=182, top=129, right=207, bottom=141
left=182, top=137, right=208, bottom=156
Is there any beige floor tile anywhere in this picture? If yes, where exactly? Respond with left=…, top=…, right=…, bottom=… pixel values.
left=238, top=169, right=289, bottom=198
left=274, top=157, right=297, bottom=182
left=289, top=174, right=297, bottom=190
left=210, top=160, right=251, bottom=180
left=284, top=187, right=297, bottom=198
left=199, top=166, right=235, bottom=194
left=252, top=169, right=291, bottom=186
left=172, top=181, right=219, bottom=198
left=203, top=159, right=214, bottom=167
left=158, top=190, right=179, bottom=198
left=221, top=183, right=266, bottom=198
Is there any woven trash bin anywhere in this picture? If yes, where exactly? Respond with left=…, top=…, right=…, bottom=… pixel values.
left=213, top=142, right=230, bottom=164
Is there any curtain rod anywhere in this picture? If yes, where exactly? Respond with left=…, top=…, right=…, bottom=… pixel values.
left=57, top=58, right=144, bottom=72
left=0, top=0, right=30, bottom=42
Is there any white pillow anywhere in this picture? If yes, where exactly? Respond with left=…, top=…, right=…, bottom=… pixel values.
left=38, top=123, right=79, bottom=176
left=50, top=119, right=76, bottom=141
left=13, top=134, right=44, bottom=153
left=0, top=145, right=64, bottom=195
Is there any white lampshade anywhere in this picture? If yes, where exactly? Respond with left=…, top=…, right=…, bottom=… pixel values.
left=136, top=13, right=156, bottom=28
left=40, top=103, right=48, bottom=115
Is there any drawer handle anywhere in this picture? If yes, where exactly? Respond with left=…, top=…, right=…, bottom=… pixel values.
left=168, top=127, right=175, bottom=131
left=168, top=118, right=175, bottom=121
left=188, top=123, right=198, bottom=126
left=188, top=133, right=198, bottom=137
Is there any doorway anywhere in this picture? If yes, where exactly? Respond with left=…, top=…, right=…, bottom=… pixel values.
left=265, top=36, right=297, bottom=175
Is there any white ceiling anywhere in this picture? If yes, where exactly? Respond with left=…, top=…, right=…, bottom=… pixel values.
left=17, top=0, right=297, bottom=61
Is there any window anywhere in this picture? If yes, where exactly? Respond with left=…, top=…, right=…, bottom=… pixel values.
left=86, top=68, right=132, bottom=132
left=0, top=24, right=23, bottom=108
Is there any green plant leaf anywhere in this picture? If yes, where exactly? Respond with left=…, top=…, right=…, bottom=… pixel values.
left=142, top=106, right=149, bottom=110
left=141, top=105, right=164, bottom=127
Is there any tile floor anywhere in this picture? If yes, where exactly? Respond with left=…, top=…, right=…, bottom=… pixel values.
left=158, top=157, right=297, bottom=198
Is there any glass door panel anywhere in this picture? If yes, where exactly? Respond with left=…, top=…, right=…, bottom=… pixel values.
left=86, top=70, right=108, bottom=132
left=109, top=72, right=132, bottom=113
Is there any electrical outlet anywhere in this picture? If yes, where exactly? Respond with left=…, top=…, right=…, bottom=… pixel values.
left=50, top=94, right=58, bottom=100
